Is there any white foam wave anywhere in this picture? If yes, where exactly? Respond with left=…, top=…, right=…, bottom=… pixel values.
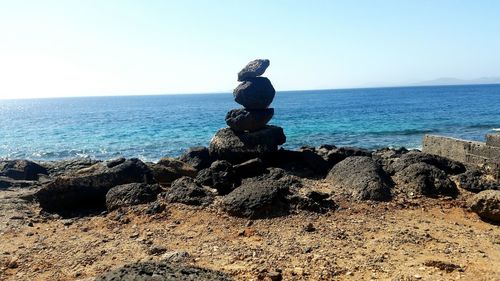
left=492, top=128, right=500, bottom=131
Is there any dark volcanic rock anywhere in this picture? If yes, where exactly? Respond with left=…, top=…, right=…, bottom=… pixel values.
left=233, top=158, right=266, bottom=179
left=43, top=158, right=101, bottom=177
left=222, top=176, right=291, bottom=219
left=225, top=108, right=274, bottom=132
left=468, top=190, right=500, bottom=223
left=162, top=176, right=213, bottom=206
left=393, top=163, right=458, bottom=198
left=209, top=125, right=286, bottom=163
left=221, top=168, right=301, bottom=219
left=233, top=77, right=276, bottom=109
left=264, top=149, right=329, bottom=178
left=178, top=146, right=213, bottom=170
left=0, top=176, right=37, bottom=189
left=289, top=191, right=337, bottom=214
left=94, top=260, right=232, bottom=281
left=36, top=158, right=154, bottom=212
left=149, top=158, right=197, bottom=186
left=326, top=156, right=392, bottom=201
left=106, top=183, right=161, bottom=211
left=388, top=151, right=465, bottom=175
left=372, top=147, right=409, bottom=171
left=0, top=160, right=48, bottom=180
left=195, top=160, right=240, bottom=195
left=458, top=168, right=498, bottom=193
left=105, top=157, right=126, bottom=168
left=323, top=147, right=372, bottom=167
left=237, top=59, right=270, bottom=81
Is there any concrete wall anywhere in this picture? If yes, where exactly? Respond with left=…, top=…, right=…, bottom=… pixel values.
left=486, top=134, right=500, bottom=148
left=422, top=134, right=500, bottom=166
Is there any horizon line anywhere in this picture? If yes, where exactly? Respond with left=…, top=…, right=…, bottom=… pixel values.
left=1, top=82, right=499, bottom=101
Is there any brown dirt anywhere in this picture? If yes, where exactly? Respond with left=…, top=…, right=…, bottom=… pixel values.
left=0, top=181, right=499, bottom=281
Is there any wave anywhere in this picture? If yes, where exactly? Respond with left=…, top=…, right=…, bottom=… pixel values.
left=492, top=128, right=500, bottom=132
left=464, top=124, right=499, bottom=130
left=367, top=128, right=438, bottom=137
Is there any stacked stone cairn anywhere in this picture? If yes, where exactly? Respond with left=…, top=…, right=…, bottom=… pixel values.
left=209, top=59, right=286, bottom=163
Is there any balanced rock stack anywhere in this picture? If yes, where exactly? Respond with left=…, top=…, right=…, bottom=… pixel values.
left=209, top=59, right=286, bottom=163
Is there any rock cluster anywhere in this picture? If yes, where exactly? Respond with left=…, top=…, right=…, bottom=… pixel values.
left=228, top=59, right=275, bottom=131
left=210, top=59, right=285, bottom=163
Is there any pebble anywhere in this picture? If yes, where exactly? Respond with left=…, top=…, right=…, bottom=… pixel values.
left=62, top=219, right=74, bottom=226
left=267, top=271, right=282, bottom=281
left=7, top=257, right=18, bottom=268
left=304, top=223, right=315, bottom=232
left=148, top=245, right=167, bottom=255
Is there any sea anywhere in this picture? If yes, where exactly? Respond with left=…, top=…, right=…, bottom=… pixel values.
left=1, top=84, right=499, bottom=162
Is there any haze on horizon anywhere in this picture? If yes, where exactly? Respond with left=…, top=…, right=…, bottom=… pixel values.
left=1, top=0, right=499, bottom=100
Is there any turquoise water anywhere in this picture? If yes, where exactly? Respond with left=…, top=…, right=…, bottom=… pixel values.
left=1, top=84, right=499, bottom=162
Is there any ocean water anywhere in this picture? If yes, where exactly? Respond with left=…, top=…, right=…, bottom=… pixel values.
left=0, top=84, right=499, bottom=162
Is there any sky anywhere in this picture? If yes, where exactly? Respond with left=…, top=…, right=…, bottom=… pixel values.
left=0, top=0, right=499, bottom=99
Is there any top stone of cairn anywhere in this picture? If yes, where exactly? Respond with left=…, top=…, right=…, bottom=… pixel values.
left=237, top=59, right=270, bottom=81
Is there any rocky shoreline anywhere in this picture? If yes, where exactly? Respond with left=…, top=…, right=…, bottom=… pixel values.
left=1, top=141, right=499, bottom=280
left=0, top=60, right=499, bottom=280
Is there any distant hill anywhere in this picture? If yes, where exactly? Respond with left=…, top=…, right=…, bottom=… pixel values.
left=413, top=77, right=500, bottom=86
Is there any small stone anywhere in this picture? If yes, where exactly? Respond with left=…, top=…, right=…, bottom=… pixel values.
left=237, top=59, right=270, bottom=81
left=304, top=246, right=313, bottom=253
left=129, top=232, right=139, bottom=239
left=304, top=223, right=315, bottom=232
left=148, top=245, right=167, bottom=255
left=6, top=258, right=18, bottom=268
left=225, top=108, right=274, bottom=132
left=26, top=232, right=34, bottom=237
left=267, top=271, right=282, bottom=281
left=161, top=251, right=190, bottom=263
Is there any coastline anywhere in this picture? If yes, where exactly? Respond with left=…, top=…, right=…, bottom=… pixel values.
left=1, top=140, right=499, bottom=280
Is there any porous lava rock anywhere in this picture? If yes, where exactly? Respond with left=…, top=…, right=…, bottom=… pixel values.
left=387, top=151, right=465, bottom=175
left=209, top=125, right=286, bottom=163
left=326, top=156, right=392, bottom=201
left=162, top=176, right=213, bottom=206
left=36, top=158, right=154, bottom=212
left=233, top=77, right=275, bottom=109
left=458, top=168, right=498, bottom=193
left=225, top=108, right=274, bottom=132
left=178, top=146, right=213, bottom=170
left=149, top=157, right=197, bottom=186
left=323, top=147, right=372, bottom=167
left=233, top=158, right=266, bottom=179
left=263, top=149, right=329, bottom=178
left=221, top=168, right=303, bottom=219
left=94, top=260, right=232, bottom=281
left=237, top=59, right=270, bottom=81
left=393, top=162, right=458, bottom=198
left=0, top=159, right=48, bottom=180
left=195, top=160, right=239, bottom=195
left=106, top=183, right=161, bottom=211
left=468, top=190, right=500, bottom=223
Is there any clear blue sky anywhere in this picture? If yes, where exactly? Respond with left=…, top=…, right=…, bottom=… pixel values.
left=1, top=0, right=499, bottom=99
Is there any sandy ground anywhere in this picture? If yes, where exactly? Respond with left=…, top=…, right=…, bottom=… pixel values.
left=0, top=181, right=499, bottom=281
